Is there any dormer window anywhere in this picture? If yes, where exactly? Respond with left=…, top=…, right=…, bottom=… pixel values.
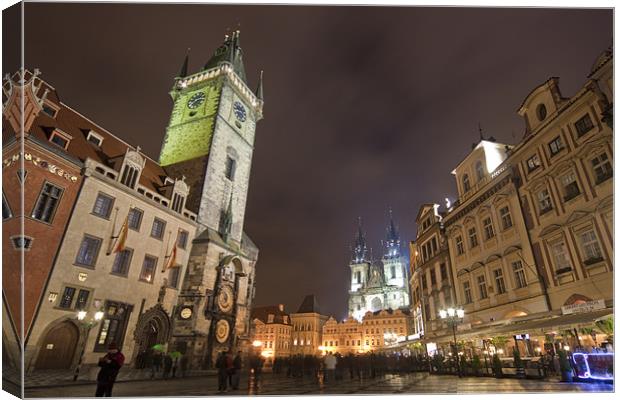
left=49, top=130, right=71, bottom=150
left=171, top=193, right=185, bottom=213
left=42, top=104, right=58, bottom=118
left=170, top=178, right=190, bottom=214
left=87, top=131, right=104, bottom=147
left=536, top=103, right=547, bottom=121
left=475, top=161, right=485, bottom=181
left=120, top=165, right=139, bottom=189
left=462, top=174, right=471, bottom=192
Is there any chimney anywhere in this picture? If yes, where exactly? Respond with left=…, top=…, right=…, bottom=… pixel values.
left=278, top=304, right=284, bottom=312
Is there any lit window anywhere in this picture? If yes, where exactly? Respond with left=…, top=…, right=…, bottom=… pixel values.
left=580, top=229, right=603, bottom=263
left=139, top=255, right=158, bottom=283
left=75, top=289, right=90, bottom=310
left=75, top=235, right=102, bottom=267
left=32, top=182, right=63, bottom=223
left=468, top=227, right=478, bottom=248
left=477, top=275, right=488, bottom=299
left=574, top=114, right=594, bottom=137
left=455, top=236, right=464, bottom=255
left=111, top=248, right=133, bottom=275
left=58, top=287, right=76, bottom=309
left=560, top=172, right=580, bottom=201
left=591, top=152, right=612, bottom=184
left=526, top=154, right=541, bottom=172
left=537, top=188, right=553, bottom=215
left=550, top=241, right=571, bottom=273
left=483, top=217, right=495, bottom=240
left=128, top=208, right=143, bottom=231
left=151, top=218, right=166, bottom=239
left=92, top=193, right=114, bottom=219
left=512, top=261, right=527, bottom=288
left=499, top=206, right=513, bottom=230
left=493, top=269, right=506, bottom=294
left=548, top=136, right=564, bottom=156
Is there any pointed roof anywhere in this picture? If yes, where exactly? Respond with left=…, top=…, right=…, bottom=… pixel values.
left=177, top=49, right=189, bottom=78
left=386, top=208, right=399, bottom=243
left=296, top=295, right=321, bottom=314
left=255, top=70, right=264, bottom=101
left=203, top=30, right=247, bottom=83
left=352, top=217, right=368, bottom=263
left=384, top=209, right=401, bottom=258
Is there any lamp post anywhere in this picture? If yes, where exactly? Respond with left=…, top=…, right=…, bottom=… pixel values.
left=73, top=309, right=104, bottom=381
left=439, top=307, right=465, bottom=378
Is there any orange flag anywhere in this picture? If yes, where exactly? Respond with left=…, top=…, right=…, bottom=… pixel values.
left=166, top=241, right=177, bottom=269
left=113, top=215, right=129, bottom=253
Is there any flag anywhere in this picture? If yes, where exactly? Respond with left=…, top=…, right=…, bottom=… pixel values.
left=113, top=214, right=129, bottom=253
left=166, top=241, right=177, bottom=269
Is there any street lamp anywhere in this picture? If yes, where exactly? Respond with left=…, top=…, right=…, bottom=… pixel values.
left=439, top=307, right=465, bottom=378
left=73, top=309, right=104, bottom=381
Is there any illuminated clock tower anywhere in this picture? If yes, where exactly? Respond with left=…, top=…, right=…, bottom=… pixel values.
left=163, top=31, right=264, bottom=368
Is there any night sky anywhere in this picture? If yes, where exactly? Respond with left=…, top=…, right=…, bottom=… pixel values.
left=7, top=4, right=612, bottom=319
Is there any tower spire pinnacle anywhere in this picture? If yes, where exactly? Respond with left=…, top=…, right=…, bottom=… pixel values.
left=384, top=208, right=401, bottom=258
left=352, top=217, right=368, bottom=264
left=255, top=70, right=264, bottom=101
left=177, top=48, right=190, bottom=78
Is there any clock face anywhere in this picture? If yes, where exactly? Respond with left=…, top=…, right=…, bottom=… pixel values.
left=233, top=101, right=247, bottom=122
left=217, top=286, right=234, bottom=314
left=187, top=92, right=206, bottom=109
left=215, top=319, right=230, bottom=343
left=180, top=307, right=193, bottom=319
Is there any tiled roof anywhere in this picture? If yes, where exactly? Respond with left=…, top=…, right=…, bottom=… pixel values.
left=251, top=305, right=290, bottom=325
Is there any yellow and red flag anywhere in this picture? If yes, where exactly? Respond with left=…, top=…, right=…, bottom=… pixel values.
left=113, top=214, right=129, bottom=253
left=166, top=241, right=177, bottom=269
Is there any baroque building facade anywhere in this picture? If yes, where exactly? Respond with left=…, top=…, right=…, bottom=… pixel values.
left=348, top=214, right=410, bottom=321
left=250, top=304, right=293, bottom=360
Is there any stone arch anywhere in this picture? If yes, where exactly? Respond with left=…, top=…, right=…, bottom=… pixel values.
left=219, top=255, right=245, bottom=276
left=563, top=293, right=593, bottom=306
left=133, top=304, right=171, bottom=362
left=33, top=317, right=81, bottom=370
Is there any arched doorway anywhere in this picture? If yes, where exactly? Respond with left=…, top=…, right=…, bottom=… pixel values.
left=133, top=305, right=171, bottom=367
left=35, top=320, right=79, bottom=369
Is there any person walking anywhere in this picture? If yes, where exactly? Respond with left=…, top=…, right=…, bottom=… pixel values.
left=324, top=352, right=337, bottom=384
left=216, top=351, right=228, bottom=392
left=95, top=342, right=125, bottom=397
left=231, top=351, right=243, bottom=390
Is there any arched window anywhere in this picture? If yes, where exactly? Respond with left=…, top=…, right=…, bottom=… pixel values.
left=462, top=174, right=471, bottom=192
left=475, top=161, right=485, bottom=181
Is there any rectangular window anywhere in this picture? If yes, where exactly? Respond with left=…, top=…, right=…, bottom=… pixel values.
left=537, top=188, right=553, bottom=215
left=42, top=104, right=57, bottom=117
left=477, top=275, right=488, bottom=299
left=172, top=193, right=185, bottom=213
left=548, top=136, right=564, bottom=156
left=456, top=236, right=464, bottom=255
left=526, top=154, right=541, bottom=172
left=493, top=269, right=506, bottom=294
left=87, top=132, right=103, bottom=147
left=128, top=208, right=143, bottom=231
left=463, top=281, right=472, bottom=304
left=574, top=114, right=594, bottom=137
left=2, top=193, right=12, bottom=220
left=421, top=274, right=427, bottom=290
left=591, top=153, right=613, bottom=184
left=151, top=218, right=166, bottom=239
left=355, top=271, right=361, bottom=284
left=58, top=287, right=76, bottom=309
left=177, top=229, right=189, bottom=249
left=225, top=156, right=236, bottom=181
left=550, top=241, right=572, bottom=273
left=430, top=270, right=436, bottom=285
left=75, top=289, right=90, bottom=310
left=431, top=237, right=438, bottom=253
left=512, top=261, right=527, bottom=288
left=140, top=255, right=158, bottom=283
left=168, top=267, right=181, bottom=288
left=483, top=217, right=495, bottom=240
left=120, top=165, right=139, bottom=189
left=50, top=133, right=69, bottom=149
left=390, top=265, right=396, bottom=279
left=580, top=230, right=603, bottom=263
left=560, top=172, right=580, bottom=201
left=499, top=206, right=513, bottom=230
left=440, top=263, right=447, bottom=281
left=32, top=182, right=63, bottom=223
left=75, top=235, right=102, bottom=267
left=111, top=248, right=133, bottom=276
left=92, top=193, right=114, bottom=219
left=468, top=227, right=478, bottom=248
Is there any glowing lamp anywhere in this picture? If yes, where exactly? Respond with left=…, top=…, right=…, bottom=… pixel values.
left=252, top=340, right=263, bottom=347
left=77, top=311, right=87, bottom=320
left=439, top=310, right=447, bottom=319
left=94, top=311, right=104, bottom=321
left=456, top=309, right=465, bottom=318
left=563, top=345, right=570, bottom=351
left=447, top=308, right=455, bottom=317
left=497, top=349, right=504, bottom=355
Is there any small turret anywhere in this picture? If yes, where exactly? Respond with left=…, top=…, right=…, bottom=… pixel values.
left=352, top=218, right=369, bottom=264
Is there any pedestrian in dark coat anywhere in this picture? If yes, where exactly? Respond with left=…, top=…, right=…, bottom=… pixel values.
left=216, top=351, right=228, bottom=392
left=231, top=351, right=242, bottom=390
left=162, top=353, right=173, bottom=379
left=151, top=351, right=162, bottom=379
left=95, top=342, right=125, bottom=397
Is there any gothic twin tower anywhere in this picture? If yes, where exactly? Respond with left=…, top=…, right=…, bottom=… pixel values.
left=348, top=212, right=410, bottom=321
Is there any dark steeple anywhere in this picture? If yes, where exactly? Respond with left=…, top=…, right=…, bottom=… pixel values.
left=297, top=295, right=321, bottom=314
left=384, top=209, right=401, bottom=259
left=177, top=49, right=190, bottom=78
left=255, top=70, right=264, bottom=101
left=352, top=217, right=369, bottom=264
left=203, top=30, right=247, bottom=83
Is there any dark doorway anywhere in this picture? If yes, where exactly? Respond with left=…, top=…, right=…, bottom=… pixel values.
left=35, top=321, right=78, bottom=369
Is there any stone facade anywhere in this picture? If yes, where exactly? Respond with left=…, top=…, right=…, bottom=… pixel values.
left=250, top=304, right=293, bottom=360
left=290, top=295, right=329, bottom=356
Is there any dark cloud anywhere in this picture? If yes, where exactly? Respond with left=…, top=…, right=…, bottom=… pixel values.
left=13, top=4, right=612, bottom=318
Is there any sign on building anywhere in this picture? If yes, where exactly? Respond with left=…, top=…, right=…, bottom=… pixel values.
left=561, top=299, right=605, bottom=315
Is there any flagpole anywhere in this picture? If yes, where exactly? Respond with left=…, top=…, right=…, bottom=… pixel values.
left=106, top=207, right=120, bottom=256
left=162, top=230, right=172, bottom=273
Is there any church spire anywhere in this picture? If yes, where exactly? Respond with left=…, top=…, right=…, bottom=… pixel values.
left=177, top=48, right=190, bottom=78
left=255, top=70, right=264, bottom=101
left=352, top=217, right=368, bottom=264
left=203, top=30, right=247, bottom=83
left=384, top=208, right=401, bottom=258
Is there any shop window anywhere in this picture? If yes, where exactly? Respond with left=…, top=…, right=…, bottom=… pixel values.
left=94, top=301, right=133, bottom=352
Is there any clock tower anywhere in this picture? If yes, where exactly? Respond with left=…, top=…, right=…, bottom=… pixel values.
left=164, top=31, right=263, bottom=368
